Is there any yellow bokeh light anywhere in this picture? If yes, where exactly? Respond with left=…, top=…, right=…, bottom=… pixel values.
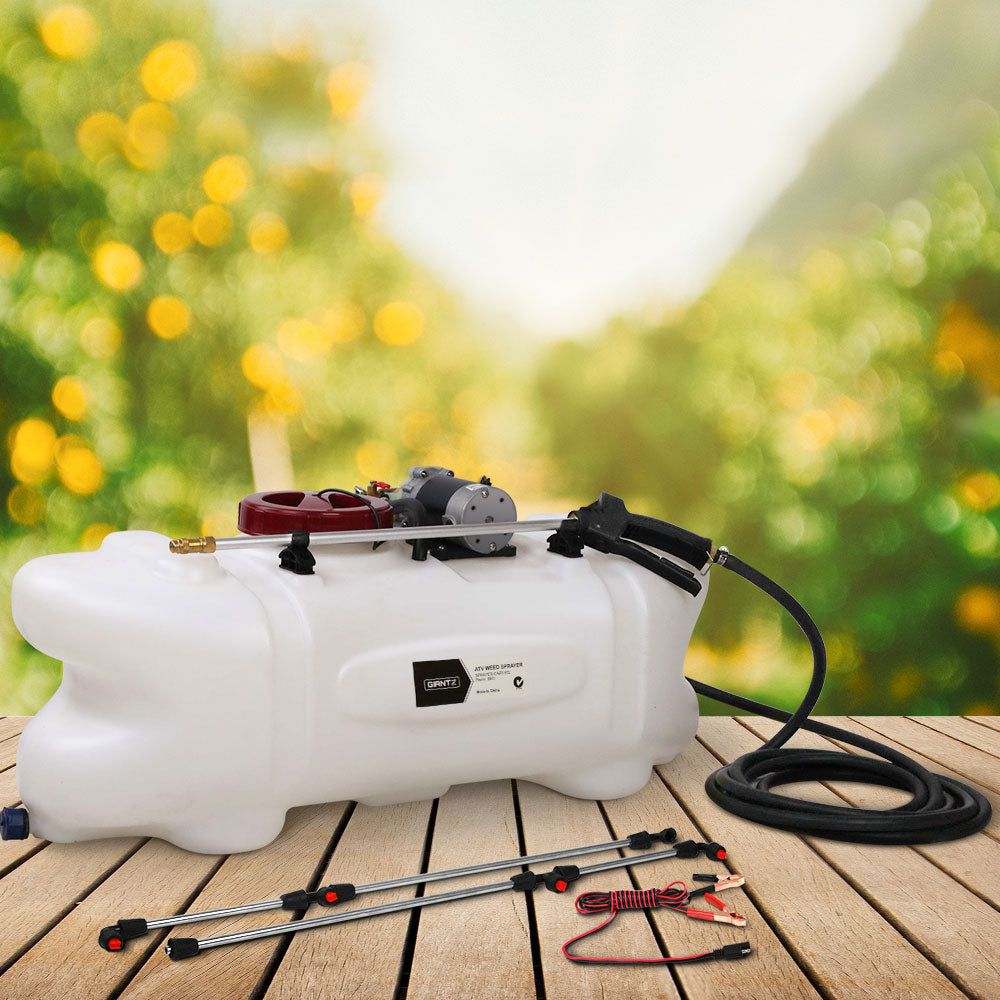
left=955, top=585, right=1000, bottom=638
left=937, top=302, right=1000, bottom=395
left=52, top=376, right=89, bottom=421
left=141, top=39, right=201, bottom=102
left=0, top=231, right=24, bottom=277
left=374, top=301, right=425, bottom=346
left=93, top=241, right=143, bottom=291
left=146, top=294, right=191, bottom=339
left=123, top=102, right=178, bottom=170
left=80, top=523, right=116, bottom=550
left=801, top=248, right=847, bottom=293
left=960, top=471, right=1000, bottom=512
left=400, top=410, right=438, bottom=450
left=191, top=204, right=233, bottom=246
left=201, top=510, right=236, bottom=538
left=933, top=350, right=965, bottom=378
left=773, top=368, right=817, bottom=411
left=40, top=5, right=98, bottom=60
left=349, top=173, right=383, bottom=218
left=241, top=344, right=285, bottom=388
left=80, top=317, right=122, bottom=358
left=202, top=154, right=252, bottom=204
left=355, top=439, right=397, bottom=481
left=793, top=409, right=836, bottom=452
left=277, top=317, right=332, bottom=361
left=264, top=379, right=303, bottom=417
left=10, top=418, right=57, bottom=484
left=55, top=437, right=104, bottom=495
left=7, top=485, right=46, bottom=526
left=326, top=61, right=370, bottom=118
left=152, top=212, right=193, bottom=254
left=321, top=302, right=365, bottom=343
left=247, top=211, right=290, bottom=254
left=76, top=112, right=125, bottom=162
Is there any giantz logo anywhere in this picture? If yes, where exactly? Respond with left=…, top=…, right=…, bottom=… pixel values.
left=424, top=676, right=461, bottom=692
left=413, top=658, right=472, bottom=707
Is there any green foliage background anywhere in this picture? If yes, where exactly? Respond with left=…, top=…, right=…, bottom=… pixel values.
left=2, top=0, right=999, bottom=716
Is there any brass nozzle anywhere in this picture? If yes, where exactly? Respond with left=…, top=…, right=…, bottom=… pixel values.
left=169, top=536, right=216, bottom=554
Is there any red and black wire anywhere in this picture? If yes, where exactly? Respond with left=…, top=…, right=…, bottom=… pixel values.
left=562, top=881, right=751, bottom=966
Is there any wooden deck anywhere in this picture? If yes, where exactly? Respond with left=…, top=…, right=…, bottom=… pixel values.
left=1, top=715, right=999, bottom=999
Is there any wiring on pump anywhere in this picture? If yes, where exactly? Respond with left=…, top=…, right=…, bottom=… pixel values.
left=687, top=547, right=993, bottom=845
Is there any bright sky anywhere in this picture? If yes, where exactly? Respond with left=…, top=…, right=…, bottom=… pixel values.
left=215, top=0, right=928, bottom=335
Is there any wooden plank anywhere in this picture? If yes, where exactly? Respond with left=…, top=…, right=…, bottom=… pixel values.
left=0, top=836, right=142, bottom=970
left=0, top=738, right=19, bottom=771
left=699, top=718, right=1000, bottom=1000
left=850, top=717, right=1000, bottom=795
left=0, top=718, right=27, bottom=743
left=0, top=837, right=221, bottom=998
left=115, top=803, right=346, bottom=1000
left=965, top=716, right=1000, bottom=735
left=404, top=780, right=535, bottom=1000
left=516, top=780, right=683, bottom=1000
left=263, top=798, right=434, bottom=1000
left=655, top=726, right=967, bottom=999
left=910, top=716, right=1000, bottom=760
left=0, top=767, right=44, bottom=875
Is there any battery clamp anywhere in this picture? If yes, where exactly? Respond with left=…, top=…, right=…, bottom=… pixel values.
left=3, top=465, right=992, bottom=857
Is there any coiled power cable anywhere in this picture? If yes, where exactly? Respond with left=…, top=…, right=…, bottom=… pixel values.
left=688, top=548, right=992, bottom=845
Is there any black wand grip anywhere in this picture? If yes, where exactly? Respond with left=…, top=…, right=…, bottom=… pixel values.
left=165, top=937, right=201, bottom=961
left=626, top=828, right=677, bottom=849
left=98, top=918, right=148, bottom=952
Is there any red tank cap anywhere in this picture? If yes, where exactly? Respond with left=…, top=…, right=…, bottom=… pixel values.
left=238, top=490, right=394, bottom=535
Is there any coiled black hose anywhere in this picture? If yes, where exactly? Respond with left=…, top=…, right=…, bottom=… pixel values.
left=688, top=550, right=993, bottom=845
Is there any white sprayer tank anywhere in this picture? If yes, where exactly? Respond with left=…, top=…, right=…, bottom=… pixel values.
left=11, top=521, right=707, bottom=853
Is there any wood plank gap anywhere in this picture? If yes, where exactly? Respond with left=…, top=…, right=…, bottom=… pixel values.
left=103, top=852, right=231, bottom=1000
left=511, top=779, right=547, bottom=1000
left=963, top=717, right=1000, bottom=735
left=0, top=836, right=150, bottom=977
left=791, top=840, right=980, bottom=1000
left=594, top=797, right=692, bottom=1000
left=248, top=800, right=359, bottom=1000
left=735, top=716, right=1000, bottom=912
left=847, top=717, right=1000, bottom=796
left=391, top=796, right=439, bottom=1000
left=907, top=717, right=1000, bottom=761
left=656, top=746, right=836, bottom=1000
left=0, top=839, right=48, bottom=881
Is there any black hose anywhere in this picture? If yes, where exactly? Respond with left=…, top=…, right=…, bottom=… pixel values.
left=688, top=551, right=993, bottom=845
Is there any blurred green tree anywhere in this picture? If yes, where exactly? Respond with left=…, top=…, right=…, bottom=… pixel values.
left=537, top=157, right=1000, bottom=716
left=0, top=0, right=499, bottom=711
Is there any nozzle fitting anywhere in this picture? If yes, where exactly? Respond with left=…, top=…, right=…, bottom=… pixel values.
left=169, top=536, right=216, bottom=555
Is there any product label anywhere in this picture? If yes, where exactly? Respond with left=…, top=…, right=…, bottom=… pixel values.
left=412, top=656, right=527, bottom=708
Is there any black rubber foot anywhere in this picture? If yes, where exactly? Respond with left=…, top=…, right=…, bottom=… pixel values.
left=165, top=937, right=201, bottom=961
left=0, top=806, right=29, bottom=840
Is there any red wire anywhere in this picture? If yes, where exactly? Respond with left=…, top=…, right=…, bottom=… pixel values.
left=562, top=881, right=715, bottom=965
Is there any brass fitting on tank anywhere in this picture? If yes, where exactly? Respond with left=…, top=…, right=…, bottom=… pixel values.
left=168, top=536, right=216, bottom=554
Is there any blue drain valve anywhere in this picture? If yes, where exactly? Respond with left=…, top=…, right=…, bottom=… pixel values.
left=0, top=806, right=29, bottom=840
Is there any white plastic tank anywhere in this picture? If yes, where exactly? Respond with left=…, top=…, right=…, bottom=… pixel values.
left=10, top=520, right=707, bottom=854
